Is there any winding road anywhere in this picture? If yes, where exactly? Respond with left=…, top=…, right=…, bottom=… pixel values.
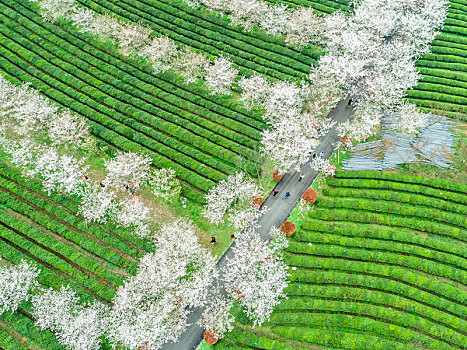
left=162, top=98, right=355, bottom=350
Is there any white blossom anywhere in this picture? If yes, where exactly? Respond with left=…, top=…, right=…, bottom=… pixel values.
left=173, top=47, right=210, bottom=83
left=116, top=22, right=151, bottom=55
left=205, top=55, right=238, bottom=95
left=0, top=260, right=39, bottom=315
left=104, top=151, right=152, bottom=190
left=285, top=7, right=326, bottom=47
left=319, top=0, right=448, bottom=138
left=310, top=157, right=336, bottom=177
left=68, top=6, right=95, bottom=32
left=389, top=102, right=429, bottom=134
left=259, top=4, right=290, bottom=36
left=262, top=114, right=335, bottom=173
left=238, top=74, right=271, bottom=110
left=0, top=77, right=58, bottom=136
left=37, top=0, right=76, bottom=23
left=138, top=36, right=178, bottom=73
left=78, top=184, right=118, bottom=224
left=263, top=80, right=308, bottom=121
left=24, top=147, right=88, bottom=196
left=197, top=294, right=235, bottom=341
left=149, top=167, right=181, bottom=201
left=222, top=226, right=289, bottom=327
left=203, top=172, right=264, bottom=228
left=108, top=219, right=217, bottom=350
left=32, top=285, right=108, bottom=350
left=88, top=14, right=121, bottom=41
left=115, top=198, right=152, bottom=238
left=47, top=111, right=90, bottom=147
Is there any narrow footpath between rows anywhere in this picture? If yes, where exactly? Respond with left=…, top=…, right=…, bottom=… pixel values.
left=163, top=98, right=356, bottom=350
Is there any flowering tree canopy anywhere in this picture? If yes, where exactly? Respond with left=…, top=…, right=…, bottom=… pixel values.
left=108, top=219, right=217, bottom=350
left=205, top=55, right=238, bottom=95
left=203, top=172, right=265, bottom=229
left=238, top=74, right=271, bottom=110
left=32, top=285, right=108, bottom=350
left=104, top=151, right=152, bottom=190
left=0, top=260, right=39, bottom=315
left=115, top=198, right=152, bottom=238
left=262, top=114, right=335, bottom=173
left=78, top=184, right=117, bottom=224
left=319, top=0, right=448, bottom=140
left=222, top=226, right=289, bottom=327
left=197, top=293, right=235, bottom=342
left=149, top=167, right=181, bottom=201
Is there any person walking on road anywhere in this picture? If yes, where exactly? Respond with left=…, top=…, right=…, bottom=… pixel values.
left=347, top=98, right=353, bottom=107
left=319, top=151, right=324, bottom=158
left=285, top=192, right=291, bottom=199
left=299, top=174, right=305, bottom=181
left=273, top=190, right=278, bottom=196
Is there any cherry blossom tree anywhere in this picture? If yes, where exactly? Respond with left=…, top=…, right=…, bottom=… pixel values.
left=222, top=226, right=289, bottom=327
left=149, top=167, right=181, bottom=201
left=104, top=151, right=152, bottom=190
left=33, top=0, right=76, bottom=23
left=318, top=0, right=448, bottom=139
left=389, top=101, right=429, bottom=134
left=310, top=157, right=336, bottom=177
left=138, top=36, right=178, bottom=73
left=173, top=47, right=209, bottom=83
left=285, top=7, right=326, bottom=47
left=0, top=135, right=37, bottom=169
left=117, top=22, right=151, bottom=55
left=262, top=114, right=335, bottom=173
left=68, top=6, right=95, bottom=32
left=24, top=147, right=88, bottom=196
left=78, top=184, right=118, bottom=224
left=263, top=80, right=308, bottom=120
left=115, top=198, right=152, bottom=238
left=0, top=76, right=58, bottom=136
left=259, top=3, right=290, bottom=36
left=47, top=110, right=90, bottom=148
left=0, top=260, right=40, bottom=315
left=108, top=219, right=217, bottom=350
left=227, top=0, right=268, bottom=29
left=88, top=14, right=121, bottom=41
left=197, top=293, right=235, bottom=342
left=32, top=285, right=108, bottom=350
left=238, top=73, right=271, bottom=110
left=203, top=172, right=265, bottom=229
left=187, top=0, right=323, bottom=47
left=205, top=55, right=238, bottom=95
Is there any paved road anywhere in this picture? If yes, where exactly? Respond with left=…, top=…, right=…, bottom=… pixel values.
left=162, top=98, right=355, bottom=350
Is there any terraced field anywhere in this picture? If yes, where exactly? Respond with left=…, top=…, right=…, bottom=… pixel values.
left=0, top=0, right=277, bottom=202
left=266, top=0, right=352, bottom=14
left=76, top=0, right=321, bottom=80
left=0, top=163, right=153, bottom=349
left=408, top=0, right=467, bottom=121
left=214, top=170, right=467, bottom=350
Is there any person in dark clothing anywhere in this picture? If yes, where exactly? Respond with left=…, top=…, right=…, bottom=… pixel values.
left=230, top=234, right=235, bottom=240
left=285, top=192, right=291, bottom=198
left=273, top=190, right=278, bottom=196
left=313, top=153, right=317, bottom=159
left=99, top=182, right=105, bottom=187
left=299, top=174, right=305, bottom=181
left=210, top=236, right=216, bottom=245
left=347, top=98, right=353, bottom=107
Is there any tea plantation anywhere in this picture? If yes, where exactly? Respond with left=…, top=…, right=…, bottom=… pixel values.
left=214, top=170, right=467, bottom=350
